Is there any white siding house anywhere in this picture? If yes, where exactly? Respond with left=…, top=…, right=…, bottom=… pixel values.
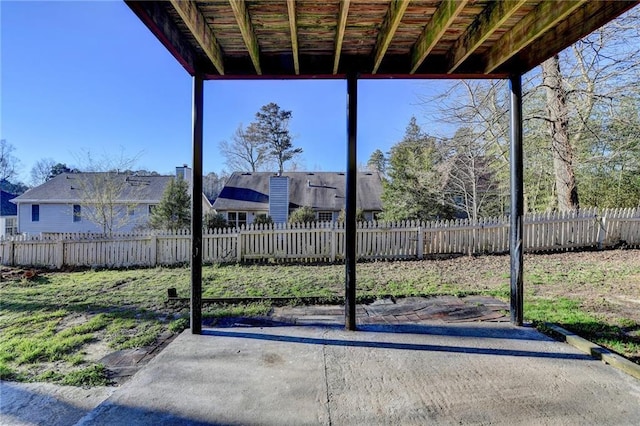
left=15, top=202, right=157, bottom=234
left=11, top=166, right=212, bottom=235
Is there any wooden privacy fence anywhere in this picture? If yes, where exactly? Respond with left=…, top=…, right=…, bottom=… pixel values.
left=1, top=208, right=638, bottom=268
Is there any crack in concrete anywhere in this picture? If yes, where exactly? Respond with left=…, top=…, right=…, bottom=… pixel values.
left=321, top=328, right=333, bottom=426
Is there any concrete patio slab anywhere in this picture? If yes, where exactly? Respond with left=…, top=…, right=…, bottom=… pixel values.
left=71, top=322, right=640, bottom=425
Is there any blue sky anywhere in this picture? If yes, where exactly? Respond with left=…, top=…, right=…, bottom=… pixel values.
left=1, top=1, right=454, bottom=185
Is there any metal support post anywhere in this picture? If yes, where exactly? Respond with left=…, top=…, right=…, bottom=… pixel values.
left=509, top=74, right=524, bottom=326
left=345, top=72, right=358, bottom=331
left=191, top=71, right=204, bottom=334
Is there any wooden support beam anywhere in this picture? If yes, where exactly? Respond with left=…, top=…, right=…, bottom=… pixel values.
left=228, top=0, right=262, bottom=75
left=125, top=1, right=199, bottom=75
left=446, top=0, right=527, bottom=73
left=411, top=0, right=468, bottom=74
left=286, top=0, right=300, bottom=75
left=372, top=0, right=411, bottom=74
left=510, top=1, right=638, bottom=75
left=333, top=0, right=351, bottom=75
left=484, top=0, right=587, bottom=73
left=168, top=0, right=224, bottom=75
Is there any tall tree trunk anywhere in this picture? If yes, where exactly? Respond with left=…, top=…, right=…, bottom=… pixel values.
left=542, top=55, right=580, bottom=211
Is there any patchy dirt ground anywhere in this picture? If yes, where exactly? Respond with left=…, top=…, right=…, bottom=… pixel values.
left=2, top=248, right=639, bottom=383
left=400, top=249, right=640, bottom=329
left=441, top=249, right=640, bottom=325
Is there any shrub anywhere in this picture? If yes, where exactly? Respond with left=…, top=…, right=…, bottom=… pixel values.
left=288, top=206, right=316, bottom=224
left=253, top=214, right=273, bottom=226
left=204, top=212, right=228, bottom=229
left=337, top=208, right=366, bottom=223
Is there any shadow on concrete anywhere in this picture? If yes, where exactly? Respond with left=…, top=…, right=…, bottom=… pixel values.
left=201, top=326, right=594, bottom=361
left=0, top=381, right=234, bottom=426
left=0, top=381, right=98, bottom=426
left=211, top=318, right=548, bottom=341
left=76, top=402, right=238, bottom=426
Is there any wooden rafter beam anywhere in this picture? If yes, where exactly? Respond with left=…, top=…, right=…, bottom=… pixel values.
left=446, top=0, right=527, bottom=73
left=484, top=0, right=587, bottom=73
left=168, top=0, right=224, bottom=75
left=372, top=0, right=411, bottom=74
left=286, top=0, right=300, bottom=75
left=410, top=0, right=468, bottom=74
left=333, top=0, right=351, bottom=74
left=511, top=0, right=639, bottom=74
left=228, top=0, right=262, bottom=75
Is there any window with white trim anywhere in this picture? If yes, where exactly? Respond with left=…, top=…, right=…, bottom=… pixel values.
left=227, top=211, right=247, bottom=228
left=317, top=211, right=333, bottom=222
left=5, top=217, right=17, bottom=235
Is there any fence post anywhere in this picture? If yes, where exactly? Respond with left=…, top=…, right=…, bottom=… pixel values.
left=330, top=227, right=336, bottom=262
left=417, top=226, right=423, bottom=260
left=236, top=229, right=242, bottom=262
left=9, top=240, right=15, bottom=266
left=598, top=215, right=607, bottom=250
left=150, top=235, right=158, bottom=267
left=55, top=240, right=64, bottom=269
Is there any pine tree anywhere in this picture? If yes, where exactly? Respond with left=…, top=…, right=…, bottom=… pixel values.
left=149, top=177, right=191, bottom=231
left=253, top=103, right=302, bottom=174
left=381, top=117, right=453, bottom=221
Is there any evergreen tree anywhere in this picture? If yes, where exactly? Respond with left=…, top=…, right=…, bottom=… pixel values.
left=149, top=177, right=191, bottom=230
left=381, top=117, right=453, bottom=221
left=367, top=149, right=386, bottom=175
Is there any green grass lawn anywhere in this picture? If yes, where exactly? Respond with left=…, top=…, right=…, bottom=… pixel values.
left=1, top=251, right=638, bottom=385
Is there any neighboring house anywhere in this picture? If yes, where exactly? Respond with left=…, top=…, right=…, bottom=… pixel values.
left=11, top=166, right=212, bottom=235
left=1, top=190, right=18, bottom=238
left=213, top=171, right=383, bottom=226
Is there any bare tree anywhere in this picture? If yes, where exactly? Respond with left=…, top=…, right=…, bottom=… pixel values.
left=73, top=149, right=142, bottom=235
left=531, top=9, right=640, bottom=210
left=203, top=171, right=228, bottom=201
left=30, top=158, right=57, bottom=186
left=541, top=54, right=579, bottom=211
left=0, top=139, right=20, bottom=182
left=441, top=128, right=502, bottom=220
left=421, top=8, right=640, bottom=213
left=219, top=123, right=270, bottom=172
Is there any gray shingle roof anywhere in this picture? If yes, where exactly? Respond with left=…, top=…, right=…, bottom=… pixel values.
left=11, top=173, right=173, bottom=204
left=212, top=172, right=383, bottom=211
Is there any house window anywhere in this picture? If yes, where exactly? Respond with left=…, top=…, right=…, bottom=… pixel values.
left=32, top=205, right=40, bottom=222
left=5, top=218, right=17, bottom=235
left=228, top=212, right=247, bottom=228
left=128, top=206, right=135, bottom=216
left=73, top=205, right=81, bottom=222
left=317, top=211, right=333, bottom=222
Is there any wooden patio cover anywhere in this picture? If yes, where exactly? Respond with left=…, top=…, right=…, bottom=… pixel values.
left=126, top=0, right=637, bottom=79
left=125, top=0, right=638, bottom=332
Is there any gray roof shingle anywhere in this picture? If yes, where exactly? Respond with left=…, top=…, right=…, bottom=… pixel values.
left=212, top=172, right=383, bottom=211
left=11, top=173, right=173, bottom=204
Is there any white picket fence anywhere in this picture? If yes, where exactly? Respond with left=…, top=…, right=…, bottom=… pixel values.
left=1, top=208, right=638, bottom=269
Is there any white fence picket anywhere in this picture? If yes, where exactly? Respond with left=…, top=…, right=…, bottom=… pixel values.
left=2, top=208, right=638, bottom=268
